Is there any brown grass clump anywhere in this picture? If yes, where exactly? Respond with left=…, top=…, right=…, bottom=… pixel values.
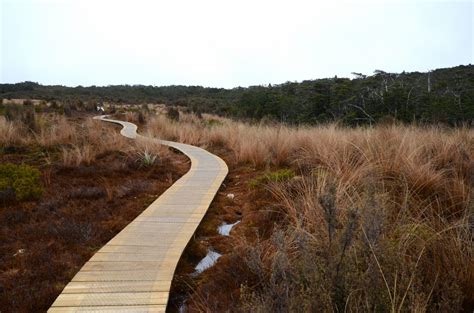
left=145, top=113, right=300, bottom=167
left=0, top=113, right=169, bottom=167
left=149, top=112, right=473, bottom=312
left=0, top=118, right=19, bottom=145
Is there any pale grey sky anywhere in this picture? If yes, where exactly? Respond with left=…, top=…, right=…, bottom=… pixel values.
left=1, top=0, right=472, bottom=88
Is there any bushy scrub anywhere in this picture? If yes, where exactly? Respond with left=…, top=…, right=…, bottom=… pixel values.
left=239, top=174, right=471, bottom=312
left=249, top=169, right=295, bottom=188
left=4, top=101, right=36, bottom=131
left=0, top=163, right=43, bottom=201
left=166, top=107, right=180, bottom=121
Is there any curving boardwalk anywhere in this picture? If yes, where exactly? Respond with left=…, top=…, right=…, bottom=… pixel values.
left=49, top=116, right=228, bottom=312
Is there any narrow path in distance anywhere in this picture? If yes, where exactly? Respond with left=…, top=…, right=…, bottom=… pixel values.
left=49, top=116, right=228, bottom=312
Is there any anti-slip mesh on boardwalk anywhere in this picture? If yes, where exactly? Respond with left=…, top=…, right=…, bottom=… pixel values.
left=48, top=116, right=228, bottom=313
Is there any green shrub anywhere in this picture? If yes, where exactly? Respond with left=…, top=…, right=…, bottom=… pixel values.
left=62, top=102, right=77, bottom=117
left=135, top=150, right=159, bottom=167
left=50, top=100, right=59, bottom=110
left=4, top=103, right=22, bottom=121
left=204, top=119, right=223, bottom=127
left=166, top=107, right=180, bottom=121
left=138, top=111, right=146, bottom=124
left=4, top=103, right=36, bottom=130
left=249, top=169, right=295, bottom=188
left=0, top=163, right=43, bottom=201
left=22, top=101, right=37, bottom=130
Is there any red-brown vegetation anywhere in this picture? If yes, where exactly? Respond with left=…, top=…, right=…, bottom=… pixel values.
left=143, top=112, right=473, bottom=313
left=0, top=113, right=189, bottom=312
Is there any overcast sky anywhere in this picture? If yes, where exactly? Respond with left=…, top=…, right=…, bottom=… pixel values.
left=1, top=0, right=472, bottom=88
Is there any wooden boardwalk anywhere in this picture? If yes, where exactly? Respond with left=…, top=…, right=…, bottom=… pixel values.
left=49, top=116, right=228, bottom=312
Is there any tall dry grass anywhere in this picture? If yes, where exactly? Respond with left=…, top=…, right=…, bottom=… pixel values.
left=143, top=111, right=473, bottom=312
left=0, top=114, right=168, bottom=167
left=146, top=112, right=473, bottom=175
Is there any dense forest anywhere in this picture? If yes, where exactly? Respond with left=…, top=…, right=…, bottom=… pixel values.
left=1, top=64, right=473, bottom=125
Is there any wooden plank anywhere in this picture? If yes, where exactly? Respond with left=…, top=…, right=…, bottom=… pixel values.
left=62, top=281, right=171, bottom=293
left=104, top=237, right=189, bottom=247
left=49, top=306, right=166, bottom=313
left=132, top=216, right=202, bottom=223
left=81, top=261, right=165, bottom=271
left=89, top=252, right=182, bottom=262
left=72, top=270, right=174, bottom=282
left=51, top=292, right=169, bottom=306
left=98, top=245, right=178, bottom=254
left=49, top=116, right=228, bottom=312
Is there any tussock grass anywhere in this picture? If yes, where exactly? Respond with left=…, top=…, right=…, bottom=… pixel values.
left=5, top=110, right=469, bottom=311
left=0, top=111, right=184, bottom=312
left=0, top=114, right=168, bottom=167
left=146, top=112, right=473, bottom=312
left=0, top=118, right=18, bottom=145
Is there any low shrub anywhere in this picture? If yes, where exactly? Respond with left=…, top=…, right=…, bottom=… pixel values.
left=3, top=208, right=29, bottom=225
left=0, top=187, right=16, bottom=204
left=138, top=110, right=146, bottom=124
left=238, top=176, right=471, bottom=312
left=4, top=103, right=23, bottom=121
left=166, top=107, right=180, bottom=122
left=62, top=103, right=73, bottom=117
left=4, top=102, right=36, bottom=131
left=69, top=186, right=106, bottom=199
left=136, top=150, right=159, bottom=167
left=249, top=169, right=295, bottom=188
left=0, top=163, right=43, bottom=201
left=23, top=105, right=37, bottom=131
left=205, top=119, right=223, bottom=128
left=54, top=220, right=96, bottom=244
left=115, top=180, right=151, bottom=198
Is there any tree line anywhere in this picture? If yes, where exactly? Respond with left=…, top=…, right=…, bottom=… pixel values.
left=1, top=64, right=473, bottom=125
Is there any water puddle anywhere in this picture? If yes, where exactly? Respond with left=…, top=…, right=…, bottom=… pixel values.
left=217, top=220, right=241, bottom=236
left=179, top=302, right=187, bottom=313
left=181, top=220, right=241, bottom=309
left=193, top=250, right=222, bottom=275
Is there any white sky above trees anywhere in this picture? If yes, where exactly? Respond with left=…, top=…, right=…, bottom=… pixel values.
left=1, top=0, right=472, bottom=88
